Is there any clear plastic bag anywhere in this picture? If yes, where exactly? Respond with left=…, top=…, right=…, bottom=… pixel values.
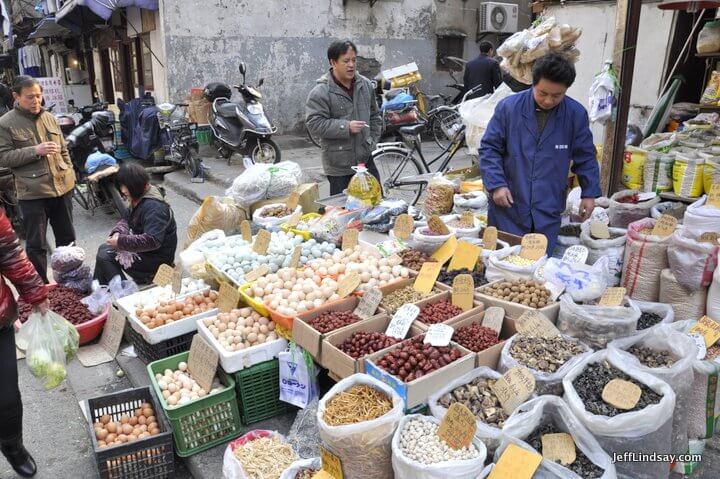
left=186, top=196, right=244, bottom=246
left=556, top=293, right=641, bottom=349
left=222, top=430, right=294, bottom=479
left=317, top=374, right=404, bottom=479
left=56, top=264, right=93, bottom=293
left=362, top=199, right=408, bottom=225
left=422, top=174, right=455, bottom=217
left=608, top=324, right=697, bottom=455
left=562, top=350, right=676, bottom=479
left=579, top=223, right=627, bottom=287
left=308, top=207, right=363, bottom=245
left=539, top=257, right=608, bottom=302
left=46, top=310, right=80, bottom=361
left=485, top=245, right=547, bottom=283
left=391, top=414, right=487, bottom=479
left=225, top=161, right=303, bottom=207
left=607, top=189, right=660, bottom=228
left=667, top=228, right=718, bottom=292
left=108, top=275, right=139, bottom=299
left=588, top=62, right=617, bottom=124
left=634, top=299, right=675, bottom=330
left=252, top=203, right=302, bottom=232
left=498, top=396, right=618, bottom=479
left=279, top=458, right=320, bottom=479
left=23, top=311, right=68, bottom=390
left=81, top=280, right=112, bottom=315
left=621, top=218, right=671, bottom=302
left=287, top=399, right=321, bottom=459
left=50, top=244, right=85, bottom=274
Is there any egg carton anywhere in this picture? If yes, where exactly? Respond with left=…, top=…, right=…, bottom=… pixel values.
left=127, top=308, right=218, bottom=345
left=196, top=319, right=288, bottom=373
left=115, top=284, right=211, bottom=317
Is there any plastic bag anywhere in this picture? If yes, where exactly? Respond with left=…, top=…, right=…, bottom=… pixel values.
left=56, top=264, right=92, bottom=293
left=485, top=245, right=547, bottom=283
left=539, top=257, right=608, bottom=302
left=460, top=83, right=513, bottom=153
left=650, top=201, right=685, bottom=222
left=607, top=189, right=660, bottom=228
left=225, top=161, right=303, bottom=207
left=702, top=71, right=720, bottom=105
left=704, top=157, right=720, bottom=193
left=579, top=224, right=627, bottom=287
left=608, top=324, right=697, bottom=455
left=667, top=228, right=718, bottom=292
left=23, top=311, right=68, bottom=389
left=391, top=414, right=487, bottom=479
left=621, top=218, right=671, bottom=302
left=317, top=374, right=404, bottom=479
left=621, top=147, right=646, bottom=190
left=443, top=214, right=482, bottom=238
left=552, top=223, right=582, bottom=259
left=222, top=430, right=294, bottom=479
left=409, top=228, right=456, bottom=256
left=279, top=345, right=319, bottom=409
left=634, top=299, right=675, bottom=331
left=50, top=244, right=85, bottom=273
left=498, top=396, right=618, bottom=479
left=252, top=203, right=302, bottom=232
left=660, top=268, right=707, bottom=322
left=422, top=174, right=455, bottom=217
left=709, top=265, right=720, bottom=321
left=643, top=151, right=674, bottom=193
left=589, top=62, right=617, bottom=124
left=279, top=458, right=320, bottom=479
left=186, top=196, right=244, bottom=246
left=697, top=20, right=720, bottom=54
left=562, top=350, right=676, bottom=479
left=673, top=152, right=705, bottom=198
left=310, top=208, right=363, bottom=245
left=556, top=293, right=641, bottom=349
left=81, top=281, right=112, bottom=316
left=347, top=164, right=382, bottom=207
left=453, top=191, right=488, bottom=215
left=362, top=199, right=408, bottom=225
left=287, top=399, right=321, bottom=459
left=683, top=195, right=720, bottom=236
left=108, top=275, right=139, bottom=300
left=499, top=333, right=592, bottom=396
left=46, top=310, right=80, bottom=361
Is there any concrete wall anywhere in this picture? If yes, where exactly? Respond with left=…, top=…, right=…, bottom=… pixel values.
left=161, top=0, right=528, bottom=133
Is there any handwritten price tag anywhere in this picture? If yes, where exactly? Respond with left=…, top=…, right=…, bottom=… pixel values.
left=100, top=306, right=125, bottom=357
left=286, top=191, right=300, bottom=210
left=337, top=271, right=361, bottom=298
left=515, top=310, right=561, bottom=338
left=490, top=367, right=536, bottom=415
left=590, top=220, right=610, bottom=239
left=240, top=220, right=252, bottom=242
left=482, top=226, right=498, bottom=251
left=689, top=316, right=720, bottom=348
left=482, top=307, right=505, bottom=335
left=393, top=214, right=414, bottom=240
left=562, top=245, right=589, bottom=264
left=451, top=274, right=474, bottom=311
left=342, top=229, right=359, bottom=251
left=253, top=229, right=271, bottom=254
left=424, top=324, right=454, bottom=346
left=437, top=403, right=477, bottom=449
left=414, top=261, right=442, bottom=294
left=542, top=433, right=576, bottom=466
left=286, top=209, right=302, bottom=228
left=290, top=245, right=302, bottom=268
left=385, top=304, right=420, bottom=339
left=707, top=184, right=720, bottom=208
left=187, top=334, right=219, bottom=393
left=520, top=233, right=547, bottom=260
left=651, top=214, right=678, bottom=237
left=245, top=265, right=270, bottom=283
left=354, top=288, right=383, bottom=319
left=598, top=287, right=626, bottom=307
left=488, top=443, right=542, bottom=479
left=153, top=264, right=175, bottom=287
left=218, top=282, right=241, bottom=312
left=602, top=378, right=641, bottom=410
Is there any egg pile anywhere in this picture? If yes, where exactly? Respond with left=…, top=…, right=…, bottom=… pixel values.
left=309, top=246, right=410, bottom=292
left=249, top=267, right=340, bottom=317
left=93, top=403, right=161, bottom=448
left=203, top=307, right=279, bottom=352
left=124, top=279, right=210, bottom=312
left=135, top=290, right=218, bottom=329
left=155, top=362, right=224, bottom=408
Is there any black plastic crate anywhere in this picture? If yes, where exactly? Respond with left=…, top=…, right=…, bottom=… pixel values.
left=233, top=359, right=295, bottom=425
left=86, top=386, right=174, bottom=479
left=126, top=327, right=194, bottom=364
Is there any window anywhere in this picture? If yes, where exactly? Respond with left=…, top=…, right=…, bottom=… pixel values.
left=141, top=34, right=154, bottom=90
left=436, top=36, right=464, bottom=71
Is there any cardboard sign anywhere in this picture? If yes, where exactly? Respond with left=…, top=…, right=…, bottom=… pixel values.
left=542, top=433, right=577, bottom=466
left=385, top=304, right=420, bottom=339
left=171, top=266, right=183, bottom=294
left=700, top=232, right=719, bottom=244
left=519, top=233, right=547, bottom=260
left=448, top=241, right=481, bottom=271
left=488, top=443, right=543, bottom=479
left=689, top=316, right=720, bottom=348
left=320, top=446, right=344, bottom=479
left=460, top=211, right=475, bottom=228
left=218, top=282, right=241, bottom=312
left=245, top=265, right=270, bottom=283
left=482, top=307, right=505, bottom=335
left=490, top=367, right=536, bottom=415
left=437, top=403, right=477, bottom=450
left=290, top=245, right=302, bottom=268
left=424, top=324, right=454, bottom=346
left=354, top=288, right=383, bottom=319
left=393, top=214, right=414, bottom=240
left=651, top=214, right=678, bottom=237
left=187, top=334, right=219, bottom=393
left=286, top=209, right=302, bottom=228
left=77, top=306, right=126, bottom=367
left=431, top=236, right=458, bottom=265
left=562, top=245, right=589, bottom=264
left=240, top=220, right=252, bottom=242
left=707, top=184, right=720, bottom=208
left=153, top=264, right=175, bottom=287
left=637, top=192, right=657, bottom=202
left=252, top=229, right=271, bottom=255
left=286, top=191, right=300, bottom=210
left=598, top=287, right=626, bottom=307
left=342, top=229, right=359, bottom=251
left=452, top=274, right=474, bottom=312
left=337, top=271, right=361, bottom=298
left=602, top=378, right=641, bottom=410
left=483, top=226, right=498, bottom=251
left=427, top=215, right=450, bottom=235
left=414, top=261, right=442, bottom=294
left=590, top=221, right=610, bottom=240
left=516, top=310, right=561, bottom=338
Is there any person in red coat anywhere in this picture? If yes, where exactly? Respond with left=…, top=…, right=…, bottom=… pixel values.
left=0, top=208, right=48, bottom=477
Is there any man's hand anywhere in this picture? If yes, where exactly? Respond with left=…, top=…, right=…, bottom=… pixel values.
left=492, top=187, right=514, bottom=208
left=106, top=233, right=119, bottom=249
left=579, top=198, right=596, bottom=221
left=349, top=121, right=367, bottom=134
left=35, top=141, right=60, bottom=156
left=33, top=299, right=49, bottom=315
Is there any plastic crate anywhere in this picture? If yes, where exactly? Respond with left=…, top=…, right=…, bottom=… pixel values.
left=126, top=326, right=194, bottom=364
left=86, top=386, right=174, bottom=479
left=233, top=359, right=294, bottom=425
left=147, top=352, right=243, bottom=457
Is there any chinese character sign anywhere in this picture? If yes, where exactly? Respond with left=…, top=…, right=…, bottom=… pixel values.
left=37, top=78, right=67, bottom=114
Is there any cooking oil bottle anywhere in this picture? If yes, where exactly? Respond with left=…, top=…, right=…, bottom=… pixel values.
left=347, top=163, right=381, bottom=206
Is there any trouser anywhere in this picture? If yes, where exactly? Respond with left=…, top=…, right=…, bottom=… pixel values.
left=19, top=193, right=76, bottom=283
left=0, top=325, right=22, bottom=446
left=94, top=244, right=168, bottom=286
left=327, top=159, right=381, bottom=196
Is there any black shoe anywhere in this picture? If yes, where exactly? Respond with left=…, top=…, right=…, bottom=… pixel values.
left=1, top=444, right=37, bottom=477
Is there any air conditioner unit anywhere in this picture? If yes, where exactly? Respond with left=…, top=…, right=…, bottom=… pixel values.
left=479, top=2, right=518, bottom=34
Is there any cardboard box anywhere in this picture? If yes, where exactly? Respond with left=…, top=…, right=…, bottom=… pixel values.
left=474, top=281, right=560, bottom=323
left=364, top=341, right=476, bottom=409
left=249, top=183, right=320, bottom=216
left=378, top=277, right=445, bottom=315
left=448, top=310, right=516, bottom=369
left=410, top=291, right=484, bottom=331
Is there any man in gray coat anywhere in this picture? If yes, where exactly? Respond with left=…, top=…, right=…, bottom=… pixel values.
left=306, top=40, right=383, bottom=195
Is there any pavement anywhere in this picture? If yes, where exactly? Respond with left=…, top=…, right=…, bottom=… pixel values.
left=6, top=135, right=720, bottom=478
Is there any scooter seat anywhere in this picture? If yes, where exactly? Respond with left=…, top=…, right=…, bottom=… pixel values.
left=399, top=124, right=426, bottom=136
left=216, top=101, right=238, bottom=118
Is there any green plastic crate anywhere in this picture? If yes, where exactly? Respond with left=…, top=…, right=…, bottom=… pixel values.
left=147, top=352, right=243, bottom=457
left=233, top=359, right=294, bottom=425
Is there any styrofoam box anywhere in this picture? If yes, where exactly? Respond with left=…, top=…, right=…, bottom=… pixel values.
left=196, top=318, right=288, bottom=373
left=116, top=285, right=211, bottom=317
left=126, top=308, right=218, bottom=345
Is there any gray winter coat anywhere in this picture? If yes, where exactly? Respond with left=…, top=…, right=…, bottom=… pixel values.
left=305, top=71, right=382, bottom=176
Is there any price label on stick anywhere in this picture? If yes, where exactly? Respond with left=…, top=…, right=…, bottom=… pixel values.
left=77, top=306, right=126, bottom=366
left=651, top=214, right=678, bottom=237
left=385, top=304, right=420, bottom=339
left=482, top=306, right=505, bottom=335
left=354, top=288, right=383, bottom=319
left=460, top=211, right=475, bottom=228
left=488, top=443, right=543, bottom=479
left=290, top=245, right=302, bottom=268
left=320, top=447, right=344, bottom=479
left=153, top=263, right=175, bottom=287
left=245, top=264, right=270, bottom=283
left=483, top=226, right=498, bottom=251
left=342, top=229, right=358, bottom=251
left=187, top=334, right=219, bottom=393
left=286, top=191, right=300, bottom=210
left=452, top=274, right=474, bottom=311
left=286, top=209, right=302, bottom=228
left=590, top=220, right=610, bottom=240
left=542, top=433, right=577, bottom=466
left=520, top=233, right=547, bottom=260
left=562, top=245, right=589, bottom=264
left=689, top=316, right=720, bottom=348
left=240, top=220, right=252, bottom=242
left=448, top=241, right=481, bottom=271
left=253, top=229, right=271, bottom=254
left=437, top=403, right=477, bottom=450
left=515, top=310, right=561, bottom=338
left=171, top=265, right=183, bottom=294
left=414, top=261, right=442, bottom=294
left=337, top=271, right=361, bottom=298
left=490, top=367, right=536, bottom=415
left=602, top=378, right=641, bottom=410
left=218, top=282, right=241, bottom=312
left=427, top=215, right=450, bottom=235
left=424, top=324, right=454, bottom=346
left=431, top=236, right=458, bottom=265
left=707, top=184, right=720, bottom=208
left=393, top=214, right=414, bottom=240
left=598, top=287, right=626, bottom=306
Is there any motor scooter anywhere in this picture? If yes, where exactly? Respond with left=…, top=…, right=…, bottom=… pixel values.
left=205, top=63, right=280, bottom=164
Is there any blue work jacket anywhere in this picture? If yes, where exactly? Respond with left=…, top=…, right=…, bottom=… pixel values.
left=479, top=88, right=601, bottom=253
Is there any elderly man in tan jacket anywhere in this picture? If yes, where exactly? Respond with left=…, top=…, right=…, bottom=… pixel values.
left=0, top=76, right=76, bottom=282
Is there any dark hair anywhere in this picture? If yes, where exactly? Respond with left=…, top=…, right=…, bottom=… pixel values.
left=478, top=41, right=494, bottom=54
left=116, top=163, right=149, bottom=200
left=327, top=40, right=357, bottom=62
left=12, top=75, right=41, bottom=95
left=532, top=53, right=576, bottom=87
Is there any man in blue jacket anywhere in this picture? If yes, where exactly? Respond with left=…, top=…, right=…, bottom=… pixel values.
left=480, top=53, right=601, bottom=254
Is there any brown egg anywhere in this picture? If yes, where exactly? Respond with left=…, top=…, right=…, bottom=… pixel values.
left=138, top=432, right=150, bottom=439
left=173, top=311, right=183, bottom=321
left=183, top=306, right=193, bottom=315
left=117, top=434, right=128, bottom=443
left=147, top=422, right=158, bottom=431
left=100, top=414, right=111, bottom=425
left=129, top=416, right=138, bottom=426
left=149, top=427, right=160, bottom=435
left=146, top=416, right=156, bottom=425
left=138, top=416, right=147, bottom=425
left=132, top=428, right=141, bottom=436
left=121, top=424, right=134, bottom=435
left=106, top=422, right=117, bottom=433
left=97, top=441, right=106, bottom=447
left=138, top=424, right=148, bottom=433
left=106, top=433, right=117, bottom=443
left=127, top=434, right=138, bottom=442
left=120, top=414, right=130, bottom=424
left=96, top=429, right=108, bottom=441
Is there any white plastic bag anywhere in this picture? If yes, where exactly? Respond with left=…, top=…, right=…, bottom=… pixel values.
left=607, top=189, right=660, bottom=228
left=222, top=430, right=294, bottom=479
left=498, top=333, right=592, bottom=396
left=608, top=324, right=697, bottom=455
left=683, top=195, right=720, bottom=235
left=563, top=350, right=676, bottom=479
left=660, top=268, right=707, bottom=322
left=621, top=218, right=671, bottom=302
left=499, top=396, right=618, bottom=479
left=461, top=83, right=513, bottom=153
left=539, top=257, right=608, bottom=302
left=588, top=63, right=616, bottom=124
left=453, top=191, right=488, bottom=215
left=552, top=223, right=582, bottom=259
left=317, top=374, right=404, bottom=479
left=226, top=161, right=303, bottom=207
left=279, top=457, right=320, bottom=479
left=556, top=293, right=641, bottom=349
left=634, top=299, right=675, bottom=331
left=709, top=265, right=720, bottom=321
left=486, top=245, right=547, bottom=282
left=443, top=214, right=482, bottom=238
left=391, top=414, right=487, bottom=479
left=252, top=203, right=302, bottom=232
left=579, top=224, right=627, bottom=287
left=410, top=228, right=456, bottom=255
left=279, top=345, right=319, bottom=409
left=667, top=228, right=718, bottom=292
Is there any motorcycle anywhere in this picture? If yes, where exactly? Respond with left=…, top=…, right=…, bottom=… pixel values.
left=205, top=62, right=280, bottom=164
left=54, top=100, right=111, bottom=136
left=157, top=103, right=203, bottom=180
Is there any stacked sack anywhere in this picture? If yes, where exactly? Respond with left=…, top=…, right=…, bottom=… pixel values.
left=50, top=245, right=92, bottom=293
left=621, top=218, right=671, bottom=302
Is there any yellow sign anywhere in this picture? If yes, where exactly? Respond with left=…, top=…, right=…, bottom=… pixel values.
left=689, top=316, right=720, bottom=348
left=437, top=403, right=477, bottom=449
left=414, top=261, right=442, bottom=294
left=431, top=236, right=458, bottom=265
left=602, top=378, right=642, bottom=410
left=451, top=274, right=474, bottom=311
left=488, top=443, right=543, bottom=479
left=320, top=447, right=344, bottom=479
left=520, top=233, right=548, bottom=260
left=448, top=241, right=481, bottom=271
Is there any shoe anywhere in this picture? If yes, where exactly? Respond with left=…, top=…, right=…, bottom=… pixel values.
left=1, top=443, right=37, bottom=477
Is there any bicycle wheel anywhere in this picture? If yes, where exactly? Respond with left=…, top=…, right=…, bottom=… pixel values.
left=430, top=109, right=461, bottom=150
left=371, top=148, right=424, bottom=206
